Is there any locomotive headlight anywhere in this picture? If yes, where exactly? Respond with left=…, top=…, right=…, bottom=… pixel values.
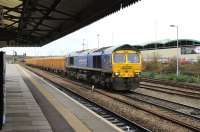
left=114, top=72, right=120, bottom=76
left=135, top=72, right=141, bottom=77
left=135, top=70, right=140, bottom=75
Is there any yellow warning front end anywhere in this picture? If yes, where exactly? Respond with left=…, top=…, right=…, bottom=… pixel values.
left=112, top=50, right=142, bottom=78
left=111, top=50, right=141, bottom=90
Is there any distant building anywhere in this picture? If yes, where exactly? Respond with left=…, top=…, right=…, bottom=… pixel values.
left=133, top=39, right=200, bottom=63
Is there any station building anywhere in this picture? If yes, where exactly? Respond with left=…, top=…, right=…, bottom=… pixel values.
left=134, top=39, right=200, bottom=63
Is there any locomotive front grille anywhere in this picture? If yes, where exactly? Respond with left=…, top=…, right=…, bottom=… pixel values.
left=119, top=66, right=134, bottom=77
left=121, top=66, right=132, bottom=70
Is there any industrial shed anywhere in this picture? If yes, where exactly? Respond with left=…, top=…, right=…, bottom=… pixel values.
left=134, top=39, right=200, bottom=63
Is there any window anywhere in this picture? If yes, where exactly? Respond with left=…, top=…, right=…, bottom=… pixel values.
left=128, top=53, right=139, bottom=63
left=93, top=56, right=102, bottom=68
left=114, top=53, right=125, bottom=63
left=69, top=57, right=74, bottom=65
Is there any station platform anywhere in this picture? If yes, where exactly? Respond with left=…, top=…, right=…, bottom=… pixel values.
left=1, top=64, right=121, bottom=132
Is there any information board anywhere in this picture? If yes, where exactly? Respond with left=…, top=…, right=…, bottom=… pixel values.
left=181, top=46, right=200, bottom=54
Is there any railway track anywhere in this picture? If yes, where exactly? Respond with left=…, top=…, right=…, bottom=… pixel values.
left=128, top=91, right=200, bottom=119
left=50, top=81, right=148, bottom=132
left=142, top=77, right=200, bottom=91
left=23, top=65, right=200, bottom=131
left=140, top=81, right=200, bottom=99
left=97, top=90, right=200, bottom=132
left=23, top=65, right=150, bottom=132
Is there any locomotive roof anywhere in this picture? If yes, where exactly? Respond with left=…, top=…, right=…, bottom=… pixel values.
left=102, top=44, right=139, bottom=54
left=68, top=49, right=96, bottom=56
left=68, top=44, right=139, bottom=56
left=93, top=46, right=112, bottom=52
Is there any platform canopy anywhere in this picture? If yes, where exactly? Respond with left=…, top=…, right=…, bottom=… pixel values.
left=0, top=0, right=140, bottom=47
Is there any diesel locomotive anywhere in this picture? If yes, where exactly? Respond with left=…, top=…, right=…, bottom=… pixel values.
left=25, top=44, right=142, bottom=91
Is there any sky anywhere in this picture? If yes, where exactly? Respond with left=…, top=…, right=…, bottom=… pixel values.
left=1, top=0, right=200, bottom=56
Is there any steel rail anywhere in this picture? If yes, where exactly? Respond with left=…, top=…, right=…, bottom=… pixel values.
left=142, top=77, right=200, bottom=90
left=140, top=83, right=200, bottom=99
left=129, top=91, right=200, bottom=118
left=24, top=65, right=200, bottom=132
left=23, top=65, right=150, bottom=132
left=97, top=90, right=200, bottom=132
left=127, top=91, right=200, bottom=120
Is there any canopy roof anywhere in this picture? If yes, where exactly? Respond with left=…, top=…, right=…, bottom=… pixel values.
left=0, top=0, right=140, bottom=47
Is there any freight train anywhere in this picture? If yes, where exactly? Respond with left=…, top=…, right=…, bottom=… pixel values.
left=25, top=44, right=142, bottom=91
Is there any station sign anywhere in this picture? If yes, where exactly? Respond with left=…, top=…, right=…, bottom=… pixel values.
left=181, top=46, right=200, bottom=54
left=194, top=46, right=200, bottom=54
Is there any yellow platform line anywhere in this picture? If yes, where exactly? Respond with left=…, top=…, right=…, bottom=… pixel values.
left=18, top=65, right=91, bottom=132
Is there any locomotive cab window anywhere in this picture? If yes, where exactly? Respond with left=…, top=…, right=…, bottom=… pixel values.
left=114, top=53, right=126, bottom=63
left=128, top=53, right=140, bottom=63
left=69, top=57, right=74, bottom=65
left=93, top=56, right=102, bottom=68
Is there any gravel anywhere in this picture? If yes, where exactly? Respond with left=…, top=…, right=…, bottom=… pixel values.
left=25, top=66, right=195, bottom=132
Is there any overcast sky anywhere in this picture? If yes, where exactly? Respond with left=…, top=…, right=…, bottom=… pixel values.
left=1, top=0, right=200, bottom=56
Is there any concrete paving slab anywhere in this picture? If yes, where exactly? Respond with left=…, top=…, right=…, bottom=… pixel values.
left=1, top=64, right=52, bottom=132
left=2, top=64, right=122, bottom=132
left=21, top=65, right=122, bottom=132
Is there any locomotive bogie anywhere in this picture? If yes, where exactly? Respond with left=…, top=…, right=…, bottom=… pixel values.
left=112, top=77, right=139, bottom=91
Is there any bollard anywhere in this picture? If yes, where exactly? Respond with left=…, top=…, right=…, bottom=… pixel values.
left=126, top=126, right=130, bottom=131
left=91, top=85, right=95, bottom=93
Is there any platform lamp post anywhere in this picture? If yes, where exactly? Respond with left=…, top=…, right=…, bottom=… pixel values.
left=170, top=25, right=179, bottom=77
left=82, top=39, right=85, bottom=50
left=97, top=34, right=100, bottom=48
